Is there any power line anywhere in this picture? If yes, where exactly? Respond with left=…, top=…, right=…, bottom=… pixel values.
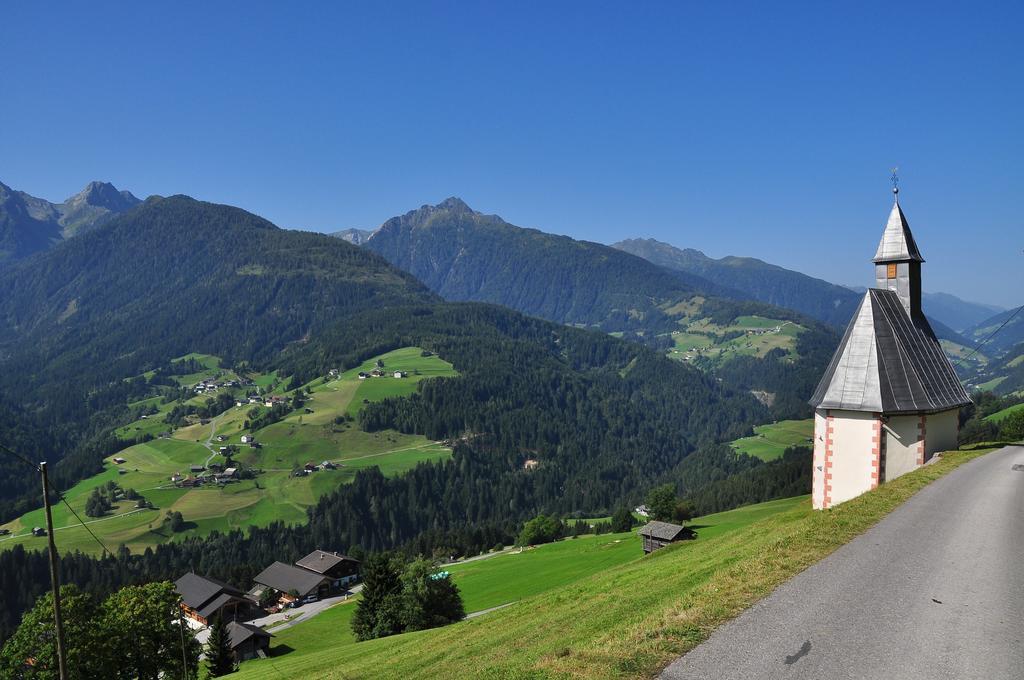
left=0, top=443, right=114, bottom=556
left=954, top=303, right=1024, bottom=369
left=55, top=492, right=114, bottom=558
left=0, top=441, right=41, bottom=472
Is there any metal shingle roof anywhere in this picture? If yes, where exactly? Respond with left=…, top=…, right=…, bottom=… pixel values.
left=810, top=289, right=971, bottom=413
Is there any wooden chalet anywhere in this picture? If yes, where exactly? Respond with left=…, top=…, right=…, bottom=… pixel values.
left=252, top=561, right=333, bottom=606
left=226, top=621, right=272, bottom=661
left=174, top=573, right=259, bottom=626
left=638, top=521, right=692, bottom=554
left=295, top=550, right=360, bottom=588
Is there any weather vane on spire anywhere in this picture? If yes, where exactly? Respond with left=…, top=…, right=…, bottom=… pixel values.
left=890, top=167, right=899, bottom=196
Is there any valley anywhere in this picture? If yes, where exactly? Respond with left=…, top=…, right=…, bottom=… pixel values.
left=0, top=347, right=455, bottom=555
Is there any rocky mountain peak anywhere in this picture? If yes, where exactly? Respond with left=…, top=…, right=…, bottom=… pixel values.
left=65, top=181, right=141, bottom=211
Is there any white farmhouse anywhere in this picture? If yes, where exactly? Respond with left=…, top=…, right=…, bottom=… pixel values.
left=809, top=188, right=971, bottom=509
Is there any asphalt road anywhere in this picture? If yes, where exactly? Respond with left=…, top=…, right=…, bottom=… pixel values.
left=660, top=445, right=1024, bottom=680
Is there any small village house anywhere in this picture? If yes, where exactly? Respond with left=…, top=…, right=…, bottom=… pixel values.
left=638, top=521, right=691, bottom=554
left=294, top=550, right=361, bottom=589
left=241, top=435, right=255, bottom=444
left=174, top=573, right=260, bottom=626
left=252, top=561, right=334, bottom=607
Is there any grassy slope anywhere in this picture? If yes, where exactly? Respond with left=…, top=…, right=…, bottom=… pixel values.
left=730, top=419, right=813, bottom=461
left=0, top=348, right=455, bottom=555
left=667, top=315, right=804, bottom=368
left=236, top=496, right=805, bottom=679
left=984, top=402, right=1024, bottom=423
left=235, top=449, right=988, bottom=680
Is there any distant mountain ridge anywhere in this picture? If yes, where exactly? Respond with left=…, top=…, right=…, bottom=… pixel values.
left=363, top=197, right=738, bottom=331
left=331, top=227, right=375, bottom=245
left=965, top=307, right=1024, bottom=356
left=613, top=238, right=860, bottom=327
left=615, top=237, right=1002, bottom=337
left=0, top=179, right=141, bottom=265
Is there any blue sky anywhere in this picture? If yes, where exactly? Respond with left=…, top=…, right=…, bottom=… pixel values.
left=2, top=2, right=1021, bottom=306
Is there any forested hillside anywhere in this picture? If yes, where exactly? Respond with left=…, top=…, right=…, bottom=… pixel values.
left=965, top=307, right=1024, bottom=355
left=363, top=197, right=731, bottom=332
left=0, top=196, right=437, bottom=519
left=360, top=198, right=840, bottom=419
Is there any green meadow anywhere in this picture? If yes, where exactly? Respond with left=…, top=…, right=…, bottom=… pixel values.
left=235, top=450, right=987, bottom=680
left=984, top=402, right=1024, bottom=423
left=730, top=419, right=813, bottom=461
left=667, top=315, right=804, bottom=367
left=0, top=347, right=456, bottom=556
left=236, top=496, right=805, bottom=679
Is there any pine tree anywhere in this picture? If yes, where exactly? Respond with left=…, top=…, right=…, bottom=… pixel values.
left=206, top=613, right=236, bottom=677
left=351, top=553, right=403, bottom=641
left=610, top=506, right=634, bottom=533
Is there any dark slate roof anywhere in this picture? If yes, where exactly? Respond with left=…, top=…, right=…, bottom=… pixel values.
left=253, top=561, right=329, bottom=596
left=295, top=550, right=358, bottom=575
left=638, top=521, right=687, bottom=541
left=197, top=592, right=242, bottom=621
left=227, top=621, right=272, bottom=649
left=873, top=199, right=924, bottom=263
left=175, top=572, right=244, bottom=610
left=810, top=289, right=971, bottom=413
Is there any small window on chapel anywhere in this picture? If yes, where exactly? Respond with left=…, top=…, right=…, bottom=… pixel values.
left=886, top=263, right=897, bottom=279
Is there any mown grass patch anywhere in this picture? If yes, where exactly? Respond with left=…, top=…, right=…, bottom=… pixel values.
left=235, top=449, right=989, bottom=679
left=730, top=419, right=813, bottom=461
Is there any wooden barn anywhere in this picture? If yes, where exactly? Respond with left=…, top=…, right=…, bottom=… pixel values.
left=638, top=521, right=691, bottom=554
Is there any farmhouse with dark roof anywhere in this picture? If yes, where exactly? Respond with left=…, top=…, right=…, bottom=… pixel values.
left=252, top=561, right=333, bottom=606
left=809, top=187, right=971, bottom=509
left=174, top=572, right=259, bottom=625
left=295, top=549, right=360, bottom=588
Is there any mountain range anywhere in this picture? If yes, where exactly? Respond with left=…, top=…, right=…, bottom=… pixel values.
left=0, top=180, right=140, bottom=266
left=613, top=237, right=1005, bottom=335
left=361, top=197, right=738, bottom=332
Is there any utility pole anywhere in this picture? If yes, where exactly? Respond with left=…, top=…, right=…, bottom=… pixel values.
left=40, top=462, right=69, bottom=680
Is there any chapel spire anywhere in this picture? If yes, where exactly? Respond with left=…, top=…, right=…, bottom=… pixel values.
left=873, top=181, right=923, bottom=317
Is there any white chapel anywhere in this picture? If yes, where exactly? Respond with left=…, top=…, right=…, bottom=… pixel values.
left=809, top=187, right=971, bottom=509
